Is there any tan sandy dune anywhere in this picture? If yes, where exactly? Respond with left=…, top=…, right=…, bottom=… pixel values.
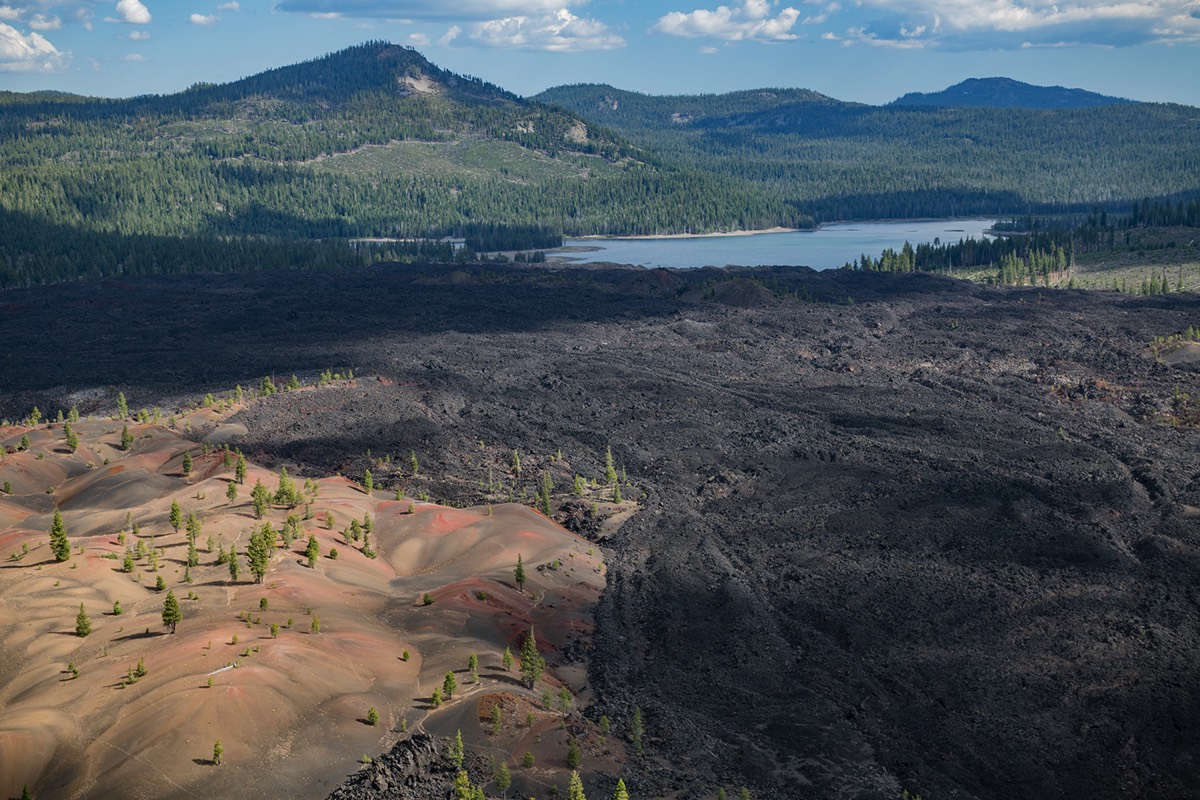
left=0, top=418, right=609, bottom=799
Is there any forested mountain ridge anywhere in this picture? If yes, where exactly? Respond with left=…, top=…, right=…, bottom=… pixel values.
left=892, top=77, right=1135, bottom=109
left=534, top=83, right=1200, bottom=220
left=533, top=83, right=844, bottom=132
left=0, top=42, right=807, bottom=244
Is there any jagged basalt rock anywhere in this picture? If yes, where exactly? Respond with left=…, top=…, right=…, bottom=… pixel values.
left=3, top=263, right=1200, bottom=800
left=327, top=734, right=448, bottom=800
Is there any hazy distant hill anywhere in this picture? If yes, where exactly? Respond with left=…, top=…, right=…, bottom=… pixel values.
left=892, top=77, right=1136, bottom=109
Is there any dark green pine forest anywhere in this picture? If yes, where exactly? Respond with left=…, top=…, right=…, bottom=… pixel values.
left=1, top=41, right=1199, bottom=287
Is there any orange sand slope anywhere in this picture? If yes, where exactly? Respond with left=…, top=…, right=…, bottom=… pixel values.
left=0, top=418, right=607, bottom=800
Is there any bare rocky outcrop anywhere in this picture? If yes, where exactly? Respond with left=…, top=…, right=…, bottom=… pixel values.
left=327, top=734, right=448, bottom=800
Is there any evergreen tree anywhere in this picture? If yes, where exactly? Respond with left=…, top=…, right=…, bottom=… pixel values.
left=367, top=706, right=379, bottom=726
left=235, top=453, right=247, bottom=484
left=512, top=449, right=522, bottom=475
left=443, top=671, right=457, bottom=699
left=519, top=625, right=545, bottom=688
left=305, top=534, right=320, bottom=568
left=228, top=551, right=240, bottom=582
left=169, top=500, right=182, bottom=532
left=162, top=589, right=182, bottom=633
left=612, top=779, right=629, bottom=800
left=21, top=785, right=31, bottom=800
left=64, top=421, right=79, bottom=453
left=495, top=760, right=511, bottom=797
left=75, top=603, right=91, bottom=637
left=605, top=446, right=618, bottom=486
left=514, top=553, right=526, bottom=592
left=502, top=646, right=514, bottom=671
left=468, top=652, right=479, bottom=682
left=567, top=769, right=586, bottom=799
left=409, top=450, right=419, bottom=475
left=432, top=686, right=443, bottom=708
left=154, top=574, right=166, bottom=592
left=226, top=481, right=238, bottom=502
left=122, top=552, right=135, bottom=572
left=274, top=467, right=301, bottom=507
left=49, top=507, right=71, bottom=562
left=182, top=451, right=193, bottom=476
left=187, top=539, right=199, bottom=568
left=246, top=527, right=270, bottom=583
left=251, top=479, right=270, bottom=519
left=363, top=468, right=373, bottom=494
left=632, top=706, right=644, bottom=755
left=449, top=729, right=465, bottom=768
left=311, top=615, right=320, bottom=634
left=213, top=739, right=223, bottom=766
left=452, top=771, right=472, bottom=800
left=116, top=392, right=128, bottom=419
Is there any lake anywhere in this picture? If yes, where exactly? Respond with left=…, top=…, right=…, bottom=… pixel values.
left=555, top=219, right=997, bottom=270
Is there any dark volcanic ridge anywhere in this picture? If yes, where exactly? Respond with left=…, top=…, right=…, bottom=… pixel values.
left=892, top=77, right=1136, bottom=109
left=2, top=262, right=1200, bottom=800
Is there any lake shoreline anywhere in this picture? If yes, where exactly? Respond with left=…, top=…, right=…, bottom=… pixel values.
left=549, top=218, right=1000, bottom=271
left=571, top=217, right=1002, bottom=242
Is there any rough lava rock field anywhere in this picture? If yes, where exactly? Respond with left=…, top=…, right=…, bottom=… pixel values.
left=2, top=262, right=1199, bottom=799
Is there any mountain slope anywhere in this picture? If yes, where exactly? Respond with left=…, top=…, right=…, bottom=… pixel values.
left=892, top=77, right=1135, bottom=109
left=535, top=83, right=1200, bottom=221
left=0, top=43, right=806, bottom=245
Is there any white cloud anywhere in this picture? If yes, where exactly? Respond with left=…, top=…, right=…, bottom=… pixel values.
left=439, top=23, right=462, bottom=44
left=0, top=20, right=65, bottom=71
left=115, top=0, right=152, bottom=25
left=839, top=0, right=1200, bottom=49
left=652, top=0, right=802, bottom=42
left=123, top=51, right=145, bottom=60
left=407, top=32, right=431, bottom=45
left=700, top=44, right=719, bottom=52
left=467, top=8, right=624, bottom=50
left=0, top=6, right=21, bottom=22
left=217, top=1, right=240, bottom=10
left=29, top=13, right=61, bottom=30
left=189, top=12, right=218, bottom=26
left=275, top=1, right=582, bottom=21
left=129, top=29, right=150, bottom=39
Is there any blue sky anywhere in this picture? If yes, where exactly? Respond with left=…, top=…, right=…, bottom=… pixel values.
left=1, top=1, right=1197, bottom=105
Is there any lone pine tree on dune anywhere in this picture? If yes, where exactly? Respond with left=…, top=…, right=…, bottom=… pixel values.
left=50, top=507, right=70, bottom=562
left=520, top=625, right=545, bottom=688
left=75, top=603, right=91, bottom=637
left=161, top=589, right=182, bottom=633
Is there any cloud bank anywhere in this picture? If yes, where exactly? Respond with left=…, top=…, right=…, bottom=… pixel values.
left=654, top=0, right=1200, bottom=48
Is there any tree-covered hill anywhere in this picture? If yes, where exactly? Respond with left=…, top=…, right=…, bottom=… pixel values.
left=892, top=77, right=1135, bottom=109
left=0, top=42, right=807, bottom=244
left=534, top=83, right=1200, bottom=220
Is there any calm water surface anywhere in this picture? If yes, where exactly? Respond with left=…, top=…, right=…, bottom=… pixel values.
left=557, top=219, right=997, bottom=270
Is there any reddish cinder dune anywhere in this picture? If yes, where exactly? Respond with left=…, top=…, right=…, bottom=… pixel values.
left=0, top=418, right=608, bottom=799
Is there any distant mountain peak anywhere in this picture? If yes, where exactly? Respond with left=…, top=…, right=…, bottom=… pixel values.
left=892, top=77, right=1135, bottom=110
